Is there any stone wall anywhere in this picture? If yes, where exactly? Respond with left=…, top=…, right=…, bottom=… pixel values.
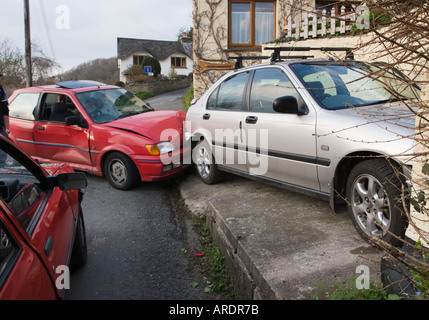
left=125, top=76, right=192, bottom=95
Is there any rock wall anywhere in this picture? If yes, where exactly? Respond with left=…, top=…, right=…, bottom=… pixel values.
left=125, top=77, right=192, bottom=95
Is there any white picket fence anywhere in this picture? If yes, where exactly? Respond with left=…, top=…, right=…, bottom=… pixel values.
left=284, top=4, right=370, bottom=40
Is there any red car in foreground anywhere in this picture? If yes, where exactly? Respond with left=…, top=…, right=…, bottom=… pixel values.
left=8, top=81, right=189, bottom=190
left=0, top=136, right=87, bottom=299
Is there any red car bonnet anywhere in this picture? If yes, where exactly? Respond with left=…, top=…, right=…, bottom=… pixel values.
left=105, top=110, right=186, bottom=142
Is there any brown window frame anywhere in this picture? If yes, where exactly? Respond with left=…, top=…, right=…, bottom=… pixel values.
left=171, top=57, right=187, bottom=68
left=133, top=55, right=147, bottom=66
left=228, top=0, right=276, bottom=50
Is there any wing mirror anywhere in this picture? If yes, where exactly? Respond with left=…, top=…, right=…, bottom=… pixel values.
left=50, top=172, right=88, bottom=191
left=65, top=116, right=88, bottom=128
left=273, top=96, right=308, bottom=115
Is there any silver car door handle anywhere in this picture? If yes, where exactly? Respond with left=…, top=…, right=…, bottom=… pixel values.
left=245, top=116, right=258, bottom=124
left=203, top=113, right=211, bottom=120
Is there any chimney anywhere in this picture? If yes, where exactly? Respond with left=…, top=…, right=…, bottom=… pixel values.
left=180, top=32, right=192, bottom=43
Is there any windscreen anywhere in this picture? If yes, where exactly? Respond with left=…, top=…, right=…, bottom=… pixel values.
left=290, top=62, right=420, bottom=110
left=76, top=88, right=153, bottom=123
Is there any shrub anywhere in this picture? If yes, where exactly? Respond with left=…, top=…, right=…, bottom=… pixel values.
left=141, top=56, right=161, bottom=77
left=126, top=64, right=145, bottom=76
left=183, top=84, right=194, bottom=111
left=135, top=91, right=154, bottom=100
left=168, top=67, right=178, bottom=79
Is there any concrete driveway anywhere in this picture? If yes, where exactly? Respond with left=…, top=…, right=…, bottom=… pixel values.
left=178, top=171, right=383, bottom=299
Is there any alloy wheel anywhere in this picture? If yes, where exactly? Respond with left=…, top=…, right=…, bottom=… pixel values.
left=350, top=173, right=391, bottom=239
left=196, top=145, right=212, bottom=179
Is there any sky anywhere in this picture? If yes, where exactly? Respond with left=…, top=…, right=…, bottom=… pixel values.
left=1, top=0, right=193, bottom=73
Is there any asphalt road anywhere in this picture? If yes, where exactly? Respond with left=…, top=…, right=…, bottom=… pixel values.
left=66, top=175, right=209, bottom=300
left=145, top=88, right=189, bottom=111
left=66, top=86, right=211, bottom=300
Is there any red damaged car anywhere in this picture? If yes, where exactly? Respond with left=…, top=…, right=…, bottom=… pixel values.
left=0, top=135, right=87, bottom=299
left=8, top=81, right=189, bottom=190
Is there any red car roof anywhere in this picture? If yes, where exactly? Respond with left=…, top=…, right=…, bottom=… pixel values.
left=14, top=80, right=118, bottom=94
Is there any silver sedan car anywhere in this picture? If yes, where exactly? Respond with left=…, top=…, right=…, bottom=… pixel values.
left=185, top=59, right=417, bottom=246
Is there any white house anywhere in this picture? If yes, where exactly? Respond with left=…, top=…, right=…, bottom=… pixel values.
left=117, top=36, right=193, bottom=82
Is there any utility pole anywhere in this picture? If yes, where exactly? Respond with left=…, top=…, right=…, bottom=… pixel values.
left=24, top=0, right=32, bottom=87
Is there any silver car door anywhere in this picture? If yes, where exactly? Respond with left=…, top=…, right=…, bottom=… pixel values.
left=205, top=71, right=250, bottom=172
left=243, top=67, right=320, bottom=192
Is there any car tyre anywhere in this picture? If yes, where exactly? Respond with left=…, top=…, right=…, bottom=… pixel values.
left=70, top=211, right=87, bottom=270
left=193, top=140, right=223, bottom=184
left=104, top=152, right=140, bottom=190
left=346, top=159, right=408, bottom=247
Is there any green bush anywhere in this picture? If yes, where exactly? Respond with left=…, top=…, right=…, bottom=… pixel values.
left=183, top=84, right=194, bottom=111
left=141, top=56, right=161, bottom=77
left=168, top=67, right=178, bottom=79
left=135, top=91, right=154, bottom=100
left=126, top=64, right=145, bottom=76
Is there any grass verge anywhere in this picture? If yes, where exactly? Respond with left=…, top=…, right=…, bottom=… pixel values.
left=183, top=84, right=194, bottom=111
left=174, top=192, right=237, bottom=300
left=190, top=213, right=238, bottom=299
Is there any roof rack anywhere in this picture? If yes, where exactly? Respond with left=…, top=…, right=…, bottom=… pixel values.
left=264, top=46, right=355, bottom=61
left=229, top=46, right=354, bottom=70
left=229, top=54, right=314, bottom=70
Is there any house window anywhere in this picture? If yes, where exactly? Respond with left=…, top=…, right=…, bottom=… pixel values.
left=133, top=55, right=146, bottom=65
left=229, top=0, right=275, bottom=49
left=171, top=57, right=187, bottom=68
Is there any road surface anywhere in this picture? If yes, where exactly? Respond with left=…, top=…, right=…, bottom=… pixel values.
left=66, top=88, right=212, bottom=300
